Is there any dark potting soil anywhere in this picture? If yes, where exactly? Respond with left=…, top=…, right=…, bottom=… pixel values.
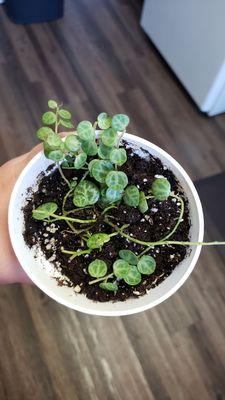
left=23, top=142, right=190, bottom=302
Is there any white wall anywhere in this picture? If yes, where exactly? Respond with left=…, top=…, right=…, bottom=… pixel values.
left=141, top=0, right=225, bottom=114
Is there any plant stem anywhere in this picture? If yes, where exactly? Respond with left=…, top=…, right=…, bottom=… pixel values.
left=80, top=170, right=89, bottom=182
left=55, top=106, right=71, bottom=189
left=160, top=194, right=184, bottom=242
left=61, top=188, right=82, bottom=233
left=62, top=188, right=74, bottom=214
left=66, top=220, right=77, bottom=233
left=138, top=194, right=185, bottom=257
left=117, top=129, right=125, bottom=148
left=65, top=206, right=91, bottom=215
left=61, top=248, right=91, bottom=260
left=62, top=227, right=91, bottom=236
left=107, top=223, right=130, bottom=238
left=51, top=213, right=96, bottom=224
left=101, top=205, right=117, bottom=215
left=58, top=163, right=71, bottom=188
left=61, top=166, right=77, bottom=170
left=62, top=229, right=78, bottom=235
left=105, top=218, right=225, bottom=247
left=55, top=106, right=59, bottom=135
left=152, top=241, right=225, bottom=246
left=89, top=273, right=114, bottom=285
left=138, top=247, right=150, bottom=257
left=109, top=232, right=120, bottom=238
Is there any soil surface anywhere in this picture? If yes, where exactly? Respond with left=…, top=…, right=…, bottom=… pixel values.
left=23, top=142, right=190, bottom=302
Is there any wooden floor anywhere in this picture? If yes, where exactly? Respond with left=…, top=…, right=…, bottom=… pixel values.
left=1, top=1, right=225, bottom=399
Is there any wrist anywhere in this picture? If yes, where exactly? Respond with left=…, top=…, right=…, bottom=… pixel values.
left=0, top=259, right=31, bottom=284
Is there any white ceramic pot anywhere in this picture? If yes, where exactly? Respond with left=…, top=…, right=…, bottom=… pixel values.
left=8, top=133, right=204, bottom=316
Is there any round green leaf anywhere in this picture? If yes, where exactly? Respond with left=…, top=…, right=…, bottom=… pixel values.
left=43, top=141, right=51, bottom=158
left=87, top=233, right=110, bottom=249
left=88, top=159, right=99, bottom=176
left=99, top=282, right=118, bottom=291
left=65, top=134, right=81, bottom=152
left=109, top=148, right=127, bottom=166
left=113, top=259, right=130, bottom=278
left=123, top=185, right=140, bottom=207
left=97, top=112, right=112, bottom=129
left=32, top=202, right=57, bottom=220
left=42, top=111, right=56, bottom=125
left=81, top=140, right=98, bottom=156
left=119, top=249, right=138, bottom=265
left=74, top=152, right=87, bottom=169
left=106, top=188, right=123, bottom=203
left=73, top=180, right=100, bottom=207
left=46, top=133, right=62, bottom=149
left=59, top=109, right=71, bottom=120
left=48, top=99, right=58, bottom=109
left=101, top=128, right=117, bottom=147
left=77, top=121, right=94, bottom=141
left=124, top=266, right=141, bottom=286
left=98, top=142, right=112, bottom=159
left=137, top=255, right=156, bottom=275
left=48, top=150, right=64, bottom=162
left=60, top=119, right=74, bottom=129
left=111, top=114, right=129, bottom=131
left=88, top=259, right=107, bottom=278
left=106, top=171, right=128, bottom=190
left=138, top=191, right=148, bottom=213
left=36, top=127, right=54, bottom=141
left=151, top=178, right=171, bottom=201
left=91, top=160, right=113, bottom=183
left=98, top=188, right=109, bottom=207
left=72, top=195, right=86, bottom=207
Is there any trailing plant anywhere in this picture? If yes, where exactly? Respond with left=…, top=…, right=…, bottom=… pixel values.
left=33, top=100, right=225, bottom=293
left=88, top=251, right=156, bottom=290
left=32, top=202, right=96, bottom=224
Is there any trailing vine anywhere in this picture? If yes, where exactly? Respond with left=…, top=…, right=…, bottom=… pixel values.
left=33, top=100, right=225, bottom=293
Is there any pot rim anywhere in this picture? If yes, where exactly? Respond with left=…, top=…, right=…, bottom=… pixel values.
left=8, top=133, right=204, bottom=316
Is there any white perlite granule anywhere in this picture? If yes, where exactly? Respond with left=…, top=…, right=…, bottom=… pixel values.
left=126, top=143, right=150, bottom=160
left=31, top=245, right=65, bottom=279
left=154, top=174, right=166, bottom=179
left=48, top=254, right=56, bottom=262
left=46, top=224, right=58, bottom=234
left=74, top=285, right=81, bottom=293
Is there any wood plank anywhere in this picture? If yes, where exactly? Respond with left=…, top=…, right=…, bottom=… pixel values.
left=0, top=0, right=225, bottom=398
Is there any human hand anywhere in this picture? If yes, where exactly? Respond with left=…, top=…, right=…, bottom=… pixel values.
left=0, top=145, right=42, bottom=284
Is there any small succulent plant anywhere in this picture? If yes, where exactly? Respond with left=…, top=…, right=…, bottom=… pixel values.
left=32, top=100, right=225, bottom=293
